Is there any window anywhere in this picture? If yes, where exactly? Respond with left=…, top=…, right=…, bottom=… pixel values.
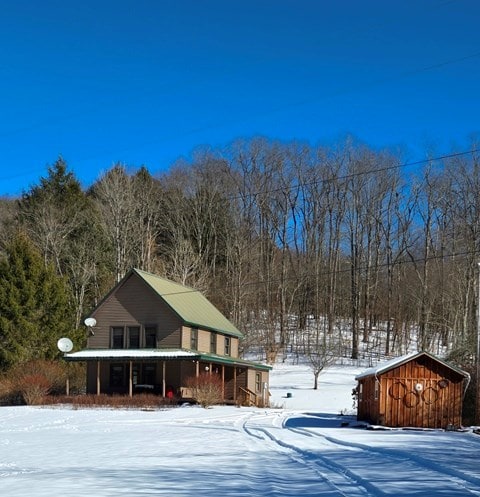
left=110, top=364, right=125, bottom=387
left=142, top=364, right=156, bottom=385
left=210, top=333, right=217, bottom=354
left=112, top=327, right=124, bottom=348
left=224, top=336, right=231, bottom=356
left=374, top=381, right=379, bottom=401
left=255, top=372, right=261, bottom=392
left=145, top=326, right=157, bottom=348
left=191, top=327, right=198, bottom=350
left=128, top=326, right=140, bottom=348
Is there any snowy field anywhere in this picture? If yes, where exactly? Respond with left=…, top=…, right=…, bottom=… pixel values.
left=2, top=362, right=480, bottom=496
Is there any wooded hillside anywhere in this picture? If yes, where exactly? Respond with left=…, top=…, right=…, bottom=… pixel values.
left=1, top=137, right=479, bottom=373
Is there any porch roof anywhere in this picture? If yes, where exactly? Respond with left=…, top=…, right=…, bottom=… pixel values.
left=63, top=348, right=272, bottom=371
left=64, top=349, right=197, bottom=361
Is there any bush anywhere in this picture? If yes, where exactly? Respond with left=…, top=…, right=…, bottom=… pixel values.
left=185, top=373, right=224, bottom=408
left=1, top=359, right=69, bottom=405
left=42, top=393, right=177, bottom=409
left=16, top=373, right=52, bottom=405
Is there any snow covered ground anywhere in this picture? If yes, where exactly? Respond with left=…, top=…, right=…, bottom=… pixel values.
left=2, top=362, right=480, bottom=496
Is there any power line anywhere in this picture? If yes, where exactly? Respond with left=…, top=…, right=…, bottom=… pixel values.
left=156, top=248, right=480, bottom=298
left=224, top=147, right=478, bottom=202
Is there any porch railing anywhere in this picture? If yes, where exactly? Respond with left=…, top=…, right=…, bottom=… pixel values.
left=238, top=387, right=257, bottom=406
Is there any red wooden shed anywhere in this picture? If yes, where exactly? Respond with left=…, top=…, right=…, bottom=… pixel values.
left=355, top=351, right=470, bottom=429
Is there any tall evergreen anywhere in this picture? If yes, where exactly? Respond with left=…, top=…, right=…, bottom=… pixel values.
left=0, top=233, right=77, bottom=370
left=17, top=157, right=110, bottom=326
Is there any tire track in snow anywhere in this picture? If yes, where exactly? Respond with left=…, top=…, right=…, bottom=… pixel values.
left=284, top=417, right=480, bottom=496
left=243, top=413, right=377, bottom=497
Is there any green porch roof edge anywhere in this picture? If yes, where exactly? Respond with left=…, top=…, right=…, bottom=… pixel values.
left=133, top=268, right=244, bottom=339
left=63, top=347, right=272, bottom=371
left=197, top=352, right=272, bottom=371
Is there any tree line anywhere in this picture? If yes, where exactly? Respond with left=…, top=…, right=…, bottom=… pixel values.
left=1, top=137, right=479, bottom=372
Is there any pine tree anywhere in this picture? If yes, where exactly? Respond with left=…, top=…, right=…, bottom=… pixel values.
left=17, top=157, right=110, bottom=326
left=0, top=232, right=77, bottom=370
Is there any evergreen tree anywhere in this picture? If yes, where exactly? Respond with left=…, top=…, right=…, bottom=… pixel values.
left=17, top=157, right=110, bottom=326
left=0, top=233, right=77, bottom=370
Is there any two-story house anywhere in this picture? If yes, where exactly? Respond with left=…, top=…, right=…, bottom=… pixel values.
left=65, top=268, right=271, bottom=406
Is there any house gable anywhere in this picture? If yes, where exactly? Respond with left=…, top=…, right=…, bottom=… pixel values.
left=133, top=269, right=243, bottom=338
left=87, top=271, right=183, bottom=349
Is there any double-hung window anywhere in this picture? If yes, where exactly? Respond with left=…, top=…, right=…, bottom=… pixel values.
left=112, top=327, right=124, bottom=348
left=210, top=333, right=217, bottom=354
left=224, top=336, right=231, bottom=356
left=145, top=326, right=157, bottom=348
left=128, top=326, right=140, bottom=349
left=128, top=326, right=140, bottom=348
left=255, top=372, right=262, bottom=393
left=191, top=328, right=198, bottom=350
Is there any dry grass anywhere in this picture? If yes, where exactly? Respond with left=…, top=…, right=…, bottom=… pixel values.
left=42, top=393, right=178, bottom=409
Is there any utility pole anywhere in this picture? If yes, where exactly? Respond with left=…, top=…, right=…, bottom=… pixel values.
left=477, top=263, right=480, bottom=425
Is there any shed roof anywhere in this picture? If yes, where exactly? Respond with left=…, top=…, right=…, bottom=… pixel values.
left=355, top=351, right=470, bottom=380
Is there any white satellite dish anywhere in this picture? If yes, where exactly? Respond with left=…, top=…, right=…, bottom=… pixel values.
left=84, top=317, right=97, bottom=327
left=57, top=337, right=73, bottom=353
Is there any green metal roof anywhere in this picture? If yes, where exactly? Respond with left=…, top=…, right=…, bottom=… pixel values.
left=133, top=269, right=243, bottom=338
left=197, top=352, right=272, bottom=371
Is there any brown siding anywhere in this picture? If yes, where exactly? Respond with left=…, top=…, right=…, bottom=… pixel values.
left=198, top=329, right=210, bottom=352
left=357, top=377, right=380, bottom=424
left=231, top=337, right=239, bottom=358
left=181, top=326, right=189, bottom=349
left=358, top=356, right=466, bottom=429
left=88, top=273, right=183, bottom=350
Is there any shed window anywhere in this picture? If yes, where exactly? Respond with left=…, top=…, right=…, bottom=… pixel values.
left=359, top=383, right=363, bottom=402
left=374, top=381, right=379, bottom=401
left=112, top=327, right=124, bottom=348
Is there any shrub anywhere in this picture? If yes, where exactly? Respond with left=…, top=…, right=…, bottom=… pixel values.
left=0, top=376, right=20, bottom=405
left=42, top=393, right=176, bottom=409
left=185, top=373, right=223, bottom=408
left=1, top=359, right=68, bottom=405
left=16, top=373, right=52, bottom=405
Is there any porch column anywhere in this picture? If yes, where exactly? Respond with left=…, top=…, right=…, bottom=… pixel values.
left=221, top=365, right=225, bottom=400
left=128, top=361, right=133, bottom=397
left=196, top=360, right=200, bottom=377
left=233, top=367, right=237, bottom=402
left=96, top=361, right=101, bottom=395
left=162, top=361, right=166, bottom=397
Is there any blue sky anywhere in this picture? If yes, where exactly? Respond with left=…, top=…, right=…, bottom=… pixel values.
left=1, top=0, right=479, bottom=196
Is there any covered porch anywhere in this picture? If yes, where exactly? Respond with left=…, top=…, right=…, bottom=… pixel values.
left=65, top=349, right=270, bottom=407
